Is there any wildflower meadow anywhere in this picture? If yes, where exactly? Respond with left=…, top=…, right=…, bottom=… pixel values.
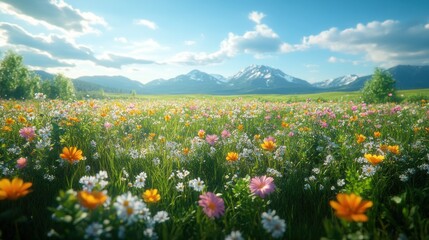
left=0, top=95, right=428, bottom=239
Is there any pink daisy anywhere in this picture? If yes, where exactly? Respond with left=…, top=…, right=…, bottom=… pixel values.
left=19, top=127, right=36, bottom=141
left=198, top=192, right=225, bottom=219
left=221, top=130, right=230, bottom=139
left=205, top=134, right=219, bottom=146
left=249, top=176, right=276, bottom=198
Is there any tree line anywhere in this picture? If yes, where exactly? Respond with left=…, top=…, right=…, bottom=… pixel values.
left=0, top=51, right=75, bottom=100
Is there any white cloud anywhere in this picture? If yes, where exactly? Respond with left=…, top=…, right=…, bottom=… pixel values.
left=303, top=20, right=429, bottom=66
left=248, top=11, right=265, bottom=24
left=0, top=22, right=156, bottom=68
left=134, top=19, right=158, bottom=30
left=170, top=11, right=296, bottom=65
left=184, top=40, right=196, bottom=46
left=0, top=0, right=107, bottom=35
left=114, top=37, right=128, bottom=43
left=425, top=23, right=429, bottom=29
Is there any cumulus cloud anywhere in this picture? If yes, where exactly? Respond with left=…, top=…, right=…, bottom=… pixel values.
left=0, top=0, right=106, bottom=34
left=184, top=40, right=196, bottom=46
left=20, top=50, right=75, bottom=68
left=170, top=11, right=296, bottom=65
left=134, top=19, right=158, bottom=30
left=303, top=20, right=429, bottom=66
left=249, top=11, right=265, bottom=24
left=0, top=22, right=155, bottom=68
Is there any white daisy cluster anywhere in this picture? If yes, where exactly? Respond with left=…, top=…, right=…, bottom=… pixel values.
left=225, top=230, right=244, bottom=240
left=261, top=210, right=286, bottom=238
left=113, top=192, right=149, bottom=225
left=79, top=170, right=108, bottom=191
left=188, top=177, right=205, bottom=192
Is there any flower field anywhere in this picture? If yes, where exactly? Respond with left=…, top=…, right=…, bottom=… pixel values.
left=0, top=96, right=428, bottom=239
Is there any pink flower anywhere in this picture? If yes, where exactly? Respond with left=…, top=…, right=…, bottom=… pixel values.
left=249, top=176, right=276, bottom=198
left=205, top=134, right=219, bottom=146
left=198, top=192, right=225, bottom=219
left=288, top=132, right=294, bottom=137
left=16, top=157, right=27, bottom=169
left=104, top=122, right=113, bottom=129
left=264, top=136, right=276, bottom=142
left=19, top=127, right=36, bottom=141
left=221, top=130, right=230, bottom=139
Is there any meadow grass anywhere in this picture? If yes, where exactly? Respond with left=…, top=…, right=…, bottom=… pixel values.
left=0, top=93, right=428, bottom=239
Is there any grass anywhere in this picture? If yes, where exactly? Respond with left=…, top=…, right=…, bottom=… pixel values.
left=0, top=93, right=428, bottom=239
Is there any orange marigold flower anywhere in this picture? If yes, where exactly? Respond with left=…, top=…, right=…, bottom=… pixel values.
left=77, top=191, right=107, bottom=209
left=330, top=193, right=373, bottom=222
left=198, top=129, right=205, bottom=139
left=364, top=154, right=385, bottom=165
left=5, top=118, right=15, bottom=125
left=356, top=134, right=366, bottom=144
left=0, top=177, right=32, bottom=200
left=237, top=124, right=244, bottom=131
left=261, top=140, right=276, bottom=151
left=387, top=145, right=400, bottom=155
left=2, top=126, right=12, bottom=132
left=373, top=131, right=381, bottom=138
left=226, top=152, right=239, bottom=162
left=60, top=146, right=84, bottom=164
left=143, top=189, right=161, bottom=203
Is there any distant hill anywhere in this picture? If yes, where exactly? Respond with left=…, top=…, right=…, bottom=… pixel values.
left=33, top=64, right=429, bottom=95
left=74, top=75, right=145, bottom=93
left=33, top=70, right=55, bottom=81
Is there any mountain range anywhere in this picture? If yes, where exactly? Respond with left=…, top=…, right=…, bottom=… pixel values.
left=34, top=64, right=429, bottom=95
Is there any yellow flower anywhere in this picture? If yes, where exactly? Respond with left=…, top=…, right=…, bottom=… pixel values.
left=373, top=131, right=381, bottom=138
left=0, top=177, right=32, bottom=200
left=281, top=122, right=289, bottom=128
left=60, top=146, right=84, bottom=164
left=380, top=144, right=388, bottom=152
left=2, top=126, right=12, bottom=132
left=330, top=193, right=373, bottom=222
left=18, top=116, right=27, bottom=123
left=237, top=124, right=244, bottom=131
left=364, top=154, right=385, bottom=165
left=254, top=134, right=260, bottom=140
left=226, top=152, right=239, bottom=162
left=356, top=134, right=366, bottom=144
left=387, top=145, right=400, bottom=155
left=143, top=189, right=161, bottom=203
left=5, top=118, right=15, bottom=125
left=261, top=140, right=276, bottom=151
left=77, top=191, right=107, bottom=209
left=164, top=115, right=171, bottom=121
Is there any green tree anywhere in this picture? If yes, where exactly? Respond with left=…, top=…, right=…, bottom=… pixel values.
left=50, top=74, right=75, bottom=100
left=362, top=68, right=397, bottom=103
left=0, top=51, right=39, bottom=99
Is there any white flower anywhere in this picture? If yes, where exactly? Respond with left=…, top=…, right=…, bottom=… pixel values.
left=113, top=192, right=147, bottom=225
left=84, top=222, right=104, bottom=240
left=176, top=182, right=184, bottom=192
left=225, top=230, right=244, bottom=240
left=153, top=211, right=169, bottom=223
left=336, top=179, right=345, bottom=187
left=134, top=172, right=147, bottom=189
left=188, top=178, right=204, bottom=192
left=261, top=210, right=286, bottom=238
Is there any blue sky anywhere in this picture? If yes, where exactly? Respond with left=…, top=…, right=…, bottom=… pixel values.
left=1, top=0, right=429, bottom=83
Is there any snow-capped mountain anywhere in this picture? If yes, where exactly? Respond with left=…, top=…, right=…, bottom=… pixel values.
left=227, top=65, right=315, bottom=93
left=144, top=69, right=225, bottom=94
left=313, top=74, right=359, bottom=88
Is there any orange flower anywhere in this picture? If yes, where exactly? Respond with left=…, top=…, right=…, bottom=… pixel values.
left=2, top=126, right=12, bottom=132
left=364, top=154, right=385, bottom=165
left=330, top=193, right=373, bottom=222
left=356, top=134, right=366, bottom=144
left=226, top=152, right=239, bottom=162
left=143, top=189, right=161, bottom=203
left=182, top=147, right=190, bottom=155
left=373, top=131, right=381, bottom=138
left=0, top=177, right=32, bottom=200
left=198, top=129, right=205, bottom=139
left=237, top=124, right=244, bottom=131
left=77, top=191, right=107, bottom=209
left=261, top=140, right=276, bottom=151
left=60, top=146, right=84, bottom=164
left=5, top=118, right=15, bottom=125
left=380, top=144, right=388, bottom=152
left=387, top=145, right=400, bottom=155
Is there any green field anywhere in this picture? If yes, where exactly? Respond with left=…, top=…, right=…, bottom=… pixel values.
left=0, top=93, right=428, bottom=239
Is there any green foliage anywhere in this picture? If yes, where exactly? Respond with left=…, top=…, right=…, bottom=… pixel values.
left=51, top=74, right=76, bottom=100
left=362, top=68, right=397, bottom=103
left=0, top=51, right=40, bottom=99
